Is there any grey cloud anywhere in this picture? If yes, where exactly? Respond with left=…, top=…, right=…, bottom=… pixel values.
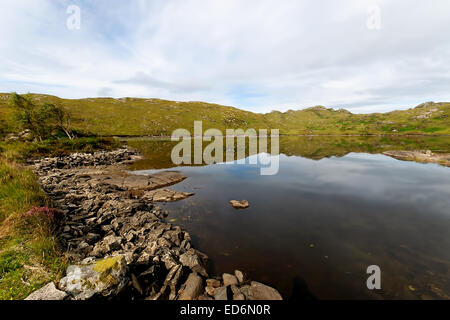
left=114, top=72, right=211, bottom=94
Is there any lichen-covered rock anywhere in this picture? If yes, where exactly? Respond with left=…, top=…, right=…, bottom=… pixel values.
left=59, top=255, right=128, bottom=300
left=25, top=282, right=68, bottom=300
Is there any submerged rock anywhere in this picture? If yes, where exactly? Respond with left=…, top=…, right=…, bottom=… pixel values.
left=59, top=256, right=128, bottom=300
left=144, top=188, right=194, bottom=202
left=229, top=200, right=250, bottom=209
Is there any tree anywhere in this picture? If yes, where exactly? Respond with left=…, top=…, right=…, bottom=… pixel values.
left=40, top=103, right=74, bottom=140
left=9, top=93, right=74, bottom=141
left=9, top=92, right=45, bottom=141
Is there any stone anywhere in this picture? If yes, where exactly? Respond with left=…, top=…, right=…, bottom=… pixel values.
left=205, top=286, right=215, bottom=296
left=222, top=273, right=238, bottom=286
left=179, top=273, right=203, bottom=300
left=234, top=269, right=246, bottom=283
left=144, top=188, right=194, bottom=202
left=229, top=200, right=249, bottom=209
left=246, top=281, right=283, bottom=300
left=59, top=256, right=128, bottom=300
left=214, top=286, right=228, bottom=300
left=206, top=278, right=221, bottom=288
left=179, top=249, right=208, bottom=277
left=25, top=282, right=68, bottom=300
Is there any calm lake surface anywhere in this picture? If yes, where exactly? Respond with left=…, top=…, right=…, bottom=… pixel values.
left=128, top=136, right=450, bottom=299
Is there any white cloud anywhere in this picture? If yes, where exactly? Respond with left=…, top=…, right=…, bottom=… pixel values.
left=1, top=0, right=449, bottom=113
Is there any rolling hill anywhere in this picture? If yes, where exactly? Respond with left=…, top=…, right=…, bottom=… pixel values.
left=1, top=93, right=449, bottom=136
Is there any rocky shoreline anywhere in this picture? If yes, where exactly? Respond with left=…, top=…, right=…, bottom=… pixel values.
left=24, top=147, right=282, bottom=300
left=383, top=150, right=450, bottom=167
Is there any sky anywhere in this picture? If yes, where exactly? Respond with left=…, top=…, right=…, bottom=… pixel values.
left=1, top=0, right=450, bottom=114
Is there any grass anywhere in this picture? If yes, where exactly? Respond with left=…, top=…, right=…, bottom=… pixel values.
left=0, top=159, right=67, bottom=300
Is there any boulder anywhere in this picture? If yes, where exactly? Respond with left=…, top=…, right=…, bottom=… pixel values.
left=214, top=286, right=228, bottom=300
left=234, top=269, right=246, bottom=283
left=179, top=273, right=203, bottom=300
left=179, top=249, right=208, bottom=277
left=246, top=281, right=283, bottom=300
left=222, top=273, right=238, bottom=286
left=206, top=278, right=221, bottom=288
left=59, top=256, right=128, bottom=300
left=25, top=282, right=68, bottom=300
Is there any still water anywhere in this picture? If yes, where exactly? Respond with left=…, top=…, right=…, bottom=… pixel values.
left=128, top=137, right=450, bottom=299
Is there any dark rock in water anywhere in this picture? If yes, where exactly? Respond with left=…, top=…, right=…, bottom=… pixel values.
left=229, top=199, right=249, bottom=209
left=25, top=282, right=68, bottom=300
left=179, top=272, right=203, bottom=300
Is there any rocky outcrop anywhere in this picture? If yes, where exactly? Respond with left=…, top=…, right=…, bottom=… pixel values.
left=383, top=150, right=450, bottom=167
left=26, top=147, right=282, bottom=300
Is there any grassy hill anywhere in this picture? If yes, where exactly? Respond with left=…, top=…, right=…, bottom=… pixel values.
left=1, top=93, right=449, bottom=136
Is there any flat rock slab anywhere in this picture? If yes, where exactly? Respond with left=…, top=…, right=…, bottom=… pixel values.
left=108, top=171, right=187, bottom=190
left=25, top=282, right=68, bottom=300
left=383, top=150, right=450, bottom=167
left=144, top=188, right=194, bottom=202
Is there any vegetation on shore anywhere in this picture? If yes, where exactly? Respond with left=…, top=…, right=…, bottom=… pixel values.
left=0, top=159, right=67, bottom=299
left=0, top=94, right=120, bottom=299
left=1, top=93, right=449, bottom=136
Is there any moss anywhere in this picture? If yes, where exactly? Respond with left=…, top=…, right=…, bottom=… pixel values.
left=93, top=256, right=122, bottom=274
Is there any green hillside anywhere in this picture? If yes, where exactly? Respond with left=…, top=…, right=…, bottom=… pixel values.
left=1, top=93, right=449, bottom=136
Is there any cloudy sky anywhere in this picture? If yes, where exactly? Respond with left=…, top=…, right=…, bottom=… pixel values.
left=1, top=0, right=450, bottom=113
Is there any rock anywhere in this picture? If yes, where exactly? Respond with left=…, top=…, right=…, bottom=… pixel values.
left=144, top=189, right=194, bottom=202
left=214, top=286, right=228, bottom=300
left=179, top=249, right=208, bottom=277
left=179, top=273, right=204, bottom=300
left=234, top=269, right=246, bottom=283
left=222, top=273, right=238, bottom=286
left=206, top=278, right=221, bottom=288
left=246, top=281, right=283, bottom=300
left=25, top=282, right=68, bottom=300
left=59, top=256, right=128, bottom=300
left=205, top=286, right=215, bottom=296
left=229, top=200, right=249, bottom=209
left=131, top=273, right=143, bottom=295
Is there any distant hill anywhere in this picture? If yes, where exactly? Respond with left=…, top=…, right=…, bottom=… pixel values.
left=1, top=93, right=449, bottom=136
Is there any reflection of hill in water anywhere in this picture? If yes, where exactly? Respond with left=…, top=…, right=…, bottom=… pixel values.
left=126, top=135, right=450, bottom=170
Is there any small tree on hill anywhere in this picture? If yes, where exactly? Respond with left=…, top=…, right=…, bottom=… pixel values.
left=9, top=93, right=74, bottom=141
left=40, top=103, right=74, bottom=139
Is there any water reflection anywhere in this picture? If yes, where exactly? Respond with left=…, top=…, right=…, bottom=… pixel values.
left=129, top=137, right=450, bottom=299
